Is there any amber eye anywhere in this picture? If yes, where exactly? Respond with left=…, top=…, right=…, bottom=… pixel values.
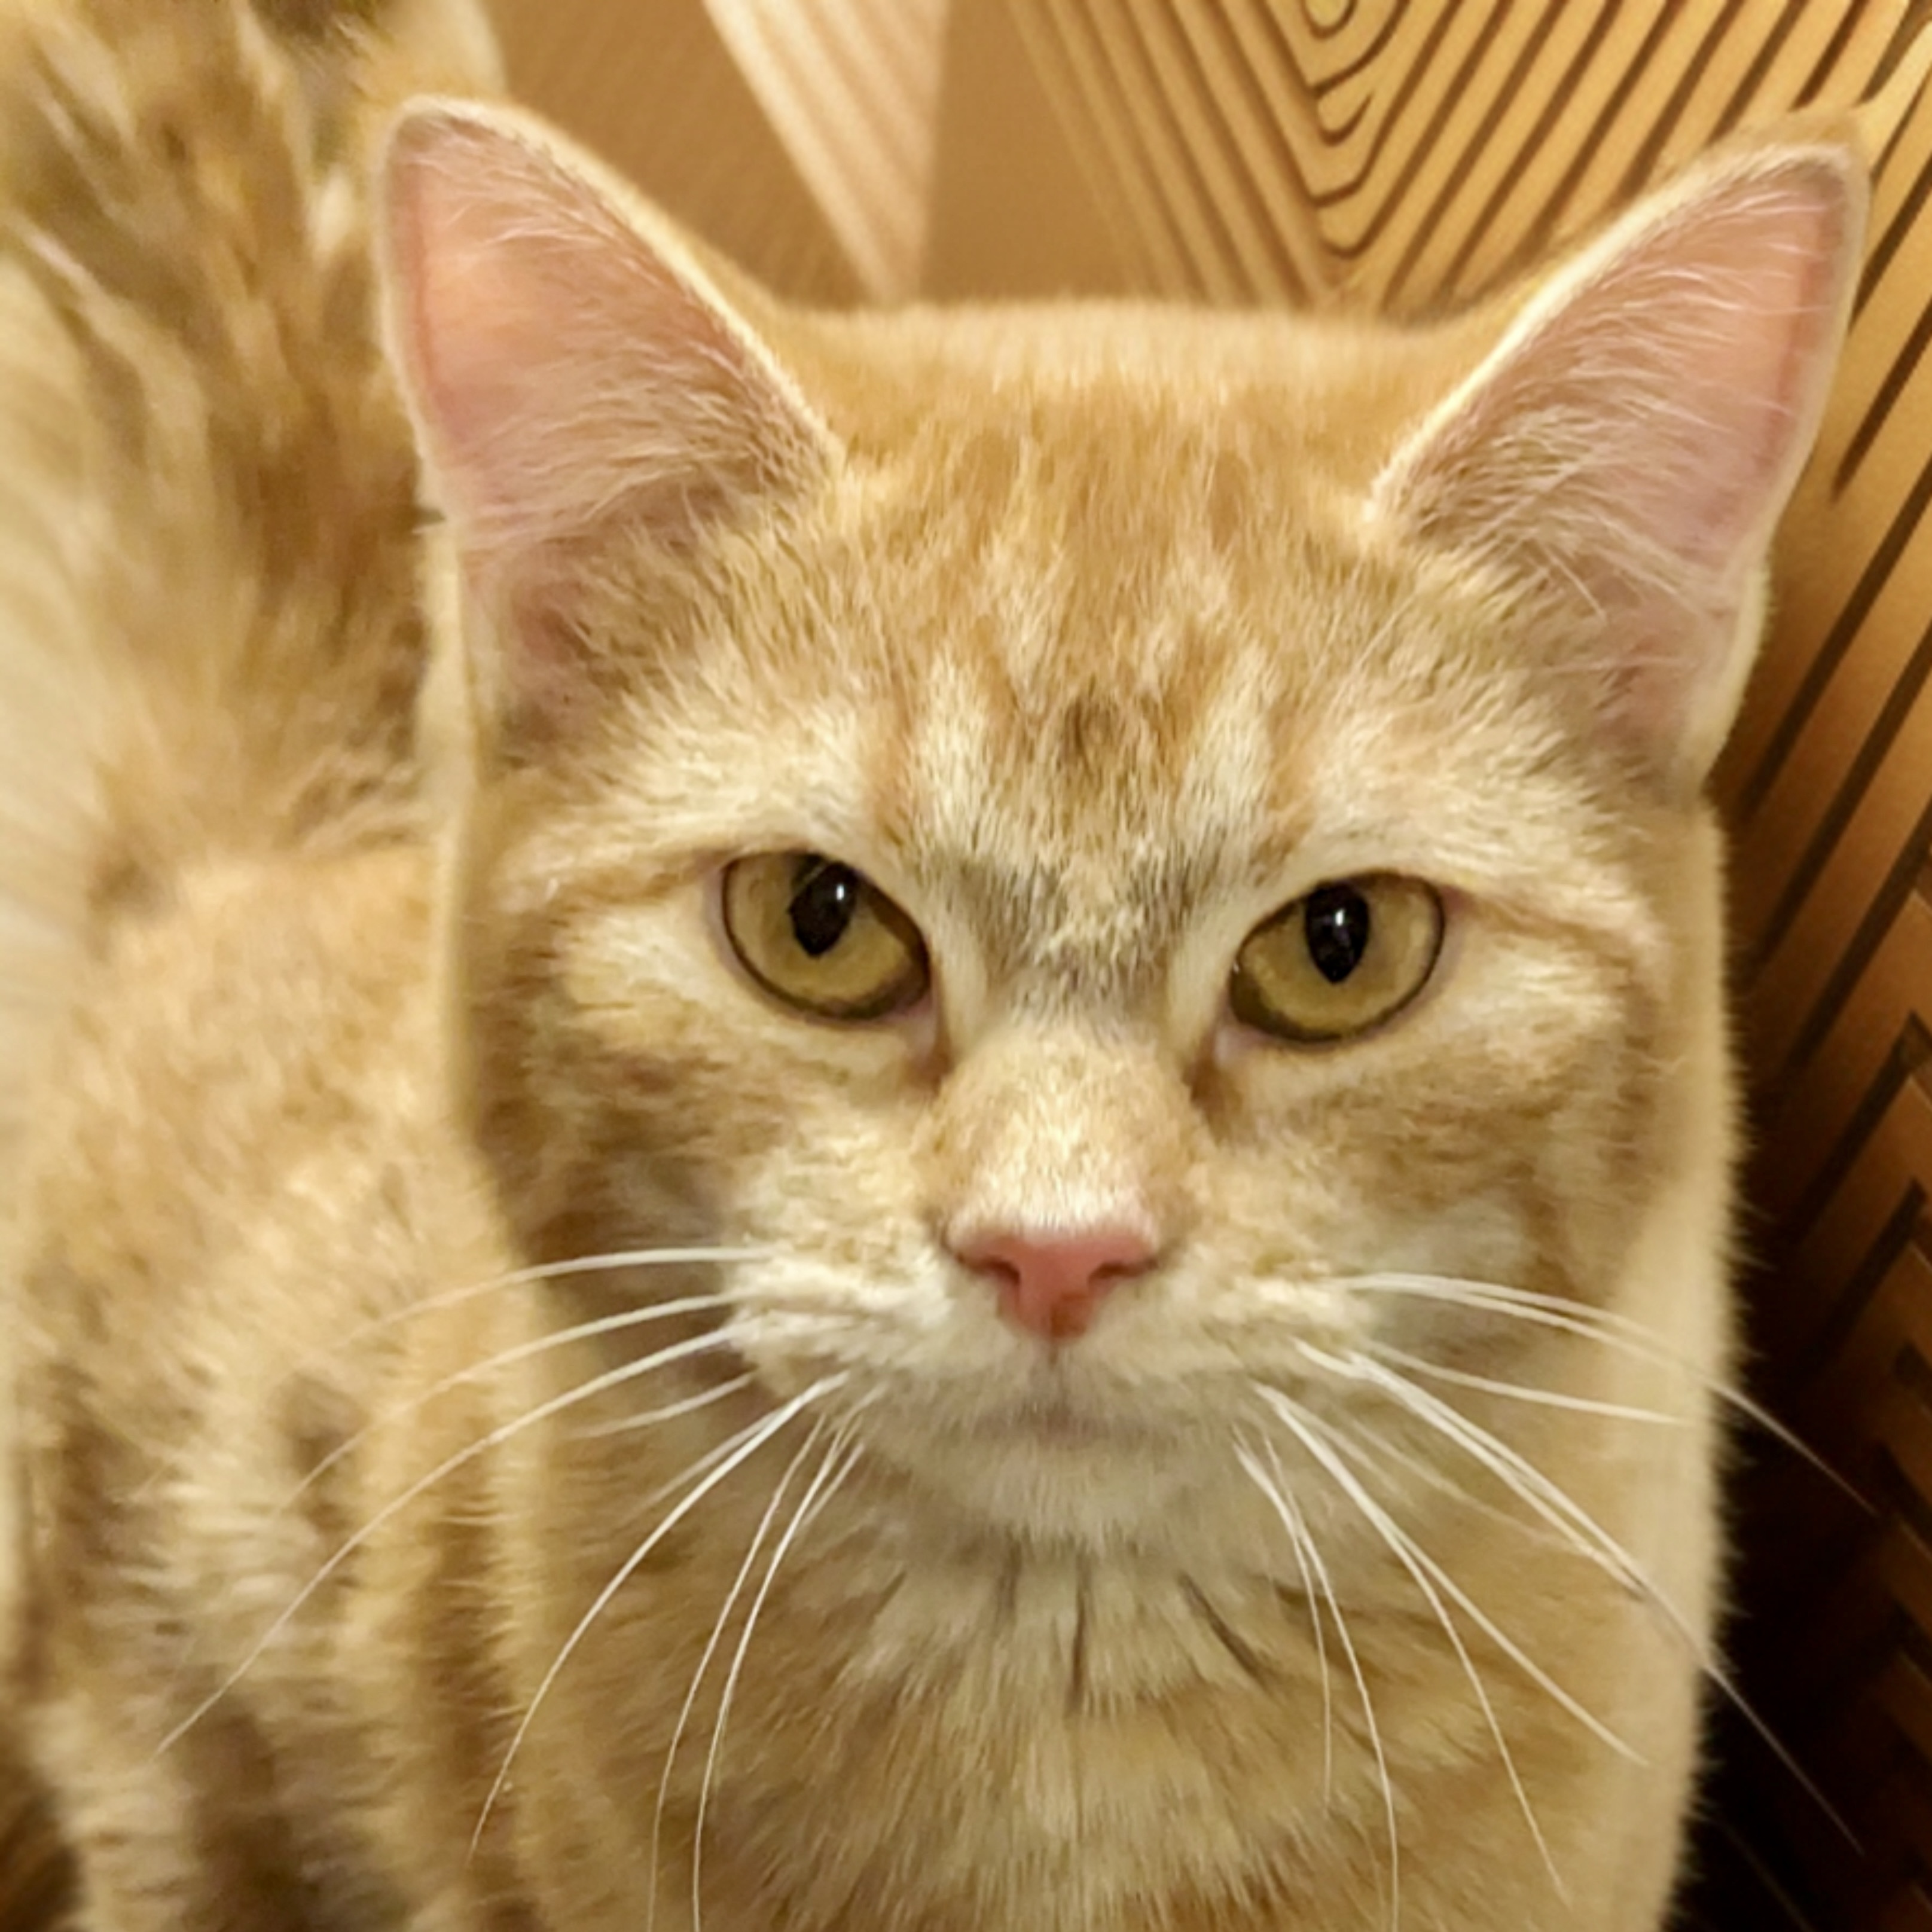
left=721, top=853, right=930, bottom=1021
left=1231, top=876, right=1443, bottom=1043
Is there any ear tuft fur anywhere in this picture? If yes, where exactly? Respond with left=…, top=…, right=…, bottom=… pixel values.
left=379, top=100, right=836, bottom=732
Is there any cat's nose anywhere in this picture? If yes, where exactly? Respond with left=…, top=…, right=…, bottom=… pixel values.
left=951, top=1226, right=1156, bottom=1341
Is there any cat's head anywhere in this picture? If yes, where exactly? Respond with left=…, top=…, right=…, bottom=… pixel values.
left=379, top=103, right=1861, bottom=1548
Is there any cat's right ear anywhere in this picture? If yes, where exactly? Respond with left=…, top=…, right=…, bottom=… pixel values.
left=378, top=101, right=836, bottom=730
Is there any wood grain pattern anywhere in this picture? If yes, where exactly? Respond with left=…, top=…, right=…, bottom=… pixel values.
left=1014, top=0, right=1915, bottom=310
left=492, top=0, right=863, bottom=303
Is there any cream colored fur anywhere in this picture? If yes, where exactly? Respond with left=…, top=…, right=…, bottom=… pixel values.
left=0, top=13, right=1866, bottom=1930
left=0, top=0, right=499, bottom=1567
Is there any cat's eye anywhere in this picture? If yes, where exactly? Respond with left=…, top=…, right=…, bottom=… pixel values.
left=1231, top=875, right=1443, bottom=1044
left=721, top=853, right=930, bottom=1021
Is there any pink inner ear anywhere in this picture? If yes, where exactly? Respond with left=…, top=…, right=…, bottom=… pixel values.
left=380, top=108, right=835, bottom=744
left=389, top=146, right=548, bottom=522
left=1591, top=173, right=1849, bottom=584
left=383, top=111, right=822, bottom=571
left=1379, top=149, right=1861, bottom=774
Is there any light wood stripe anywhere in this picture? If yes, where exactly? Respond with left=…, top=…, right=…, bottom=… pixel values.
left=703, top=0, right=948, bottom=298
left=1170, top=6, right=1327, bottom=300
left=1021, top=2, right=1203, bottom=294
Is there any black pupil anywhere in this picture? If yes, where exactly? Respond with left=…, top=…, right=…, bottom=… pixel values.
left=1304, top=885, right=1372, bottom=984
left=789, top=861, right=862, bottom=958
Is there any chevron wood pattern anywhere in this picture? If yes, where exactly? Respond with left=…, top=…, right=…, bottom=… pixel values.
left=1014, top=0, right=1919, bottom=310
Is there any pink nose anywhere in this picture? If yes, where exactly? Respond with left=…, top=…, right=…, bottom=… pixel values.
left=951, top=1226, right=1157, bottom=1341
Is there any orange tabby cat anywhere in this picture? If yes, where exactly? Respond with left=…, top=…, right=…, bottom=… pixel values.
left=0, top=2, right=1866, bottom=1928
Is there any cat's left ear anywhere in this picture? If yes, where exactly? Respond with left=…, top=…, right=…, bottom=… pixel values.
left=1370, top=139, right=1866, bottom=788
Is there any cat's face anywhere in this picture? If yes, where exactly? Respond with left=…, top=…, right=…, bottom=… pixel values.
left=454, top=355, right=1676, bottom=1548
left=381, top=106, right=1861, bottom=1551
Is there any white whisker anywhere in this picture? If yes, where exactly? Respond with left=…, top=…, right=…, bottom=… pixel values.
left=1260, top=1393, right=1571, bottom=1900
left=284, top=1295, right=739, bottom=1509
left=1296, top=1422, right=1566, bottom=1891
left=1362, top=1342, right=1681, bottom=1424
left=1314, top=1346, right=1863, bottom=1849
left=1237, top=1439, right=1394, bottom=1929
left=1339, top=1411, right=1585, bottom=1563
left=581, top=1372, right=757, bottom=1440
left=472, top=1376, right=845, bottom=1858
left=1302, top=1345, right=1655, bottom=1598
left=310, top=1247, right=753, bottom=1362
left=692, top=1427, right=861, bottom=1931
left=646, top=1411, right=831, bottom=1932
left=1258, top=1446, right=1334, bottom=1797
left=1336, top=1271, right=1863, bottom=1506
left=1261, top=1381, right=1636, bottom=1769
left=160, top=1329, right=742, bottom=1754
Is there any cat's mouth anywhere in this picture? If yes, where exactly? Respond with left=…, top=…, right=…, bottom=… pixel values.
left=851, top=1369, right=1230, bottom=1548
left=896, top=1360, right=1182, bottom=1460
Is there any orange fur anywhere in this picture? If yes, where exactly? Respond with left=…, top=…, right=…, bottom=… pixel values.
left=0, top=12, right=1864, bottom=1930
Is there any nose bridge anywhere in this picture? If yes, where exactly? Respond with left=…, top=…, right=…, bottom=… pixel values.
left=926, top=1024, right=1192, bottom=1243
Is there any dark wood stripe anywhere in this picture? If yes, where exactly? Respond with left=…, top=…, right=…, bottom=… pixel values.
left=1381, top=0, right=1570, bottom=307
left=1739, top=466, right=1932, bottom=829
left=1781, top=1177, right=1924, bottom=1388
left=1223, top=0, right=1401, bottom=121
left=1849, top=130, right=1932, bottom=342
left=1704, top=0, right=1813, bottom=149
left=1751, top=612, right=1932, bottom=976
left=1604, top=0, right=1751, bottom=210
left=1509, top=2, right=1681, bottom=269
left=1310, top=0, right=1486, bottom=228
left=1772, top=1014, right=1932, bottom=1255
left=1028, top=1, right=1197, bottom=294
left=1867, top=1442, right=1932, bottom=1559
left=1109, top=0, right=1250, bottom=297
left=1311, top=1, right=1411, bottom=99
left=1838, top=304, right=1931, bottom=503
left=1433, top=0, right=1629, bottom=303
left=1872, top=0, right=1932, bottom=95
left=1292, top=0, right=1362, bottom=54
left=1791, top=0, right=1881, bottom=113
left=1136, top=0, right=1307, bottom=300
left=1174, top=1, right=1319, bottom=301
left=1778, top=804, right=1932, bottom=1083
